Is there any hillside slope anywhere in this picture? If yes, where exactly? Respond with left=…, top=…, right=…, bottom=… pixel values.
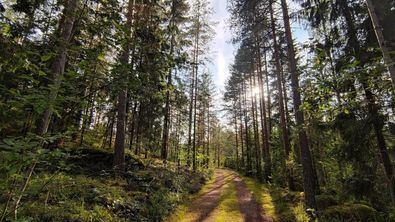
left=0, top=148, right=211, bottom=221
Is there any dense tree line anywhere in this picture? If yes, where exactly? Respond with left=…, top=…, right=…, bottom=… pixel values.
left=224, top=0, right=394, bottom=218
left=0, top=0, right=228, bottom=218
left=0, top=0, right=224, bottom=167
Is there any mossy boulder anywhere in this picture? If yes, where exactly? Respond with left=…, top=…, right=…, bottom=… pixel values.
left=321, top=203, right=378, bottom=221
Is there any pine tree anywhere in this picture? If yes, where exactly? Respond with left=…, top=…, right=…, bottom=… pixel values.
left=36, top=0, right=80, bottom=135
left=280, top=0, right=317, bottom=210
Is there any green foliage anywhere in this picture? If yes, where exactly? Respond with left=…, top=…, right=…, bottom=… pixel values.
left=321, top=204, right=379, bottom=222
left=242, top=176, right=309, bottom=222
left=1, top=0, right=395, bottom=220
left=315, top=194, right=339, bottom=210
left=0, top=147, right=211, bottom=221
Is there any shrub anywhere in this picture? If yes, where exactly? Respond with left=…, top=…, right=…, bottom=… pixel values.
left=321, top=203, right=378, bottom=222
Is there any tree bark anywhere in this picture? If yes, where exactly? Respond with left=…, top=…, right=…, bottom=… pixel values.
left=187, top=45, right=196, bottom=168
left=242, top=78, right=252, bottom=173
left=249, top=71, right=261, bottom=178
left=129, top=102, right=137, bottom=150
left=281, top=60, right=296, bottom=191
left=256, top=39, right=272, bottom=182
left=234, top=113, right=239, bottom=170
left=366, top=0, right=395, bottom=87
left=192, top=6, right=201, bottom=172
left=341, top=0, right=395, bottom=201
left=114, top=0, right=136, bottom=174
left=239, top=92, right=245, bottom=169
left=280, top=0, right=317, bottom=210
left=269, top=0, right=295, bottom=192
left=264, top=51, right=272, bottom=137
left=206, top=105, right=210, bottom=168
left=36, top=0, right=79, bottom=135
left=161, top=7, right=176, bottom=161
left=114, top=89, right=127, bottom=172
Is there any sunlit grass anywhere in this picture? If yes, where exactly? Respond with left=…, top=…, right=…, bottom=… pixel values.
left=166, top=170, right=310, bottom=222
left=166, top=169, right=242, bottom=222
left=242, top=176, right=309, bottom=222
left=211, top=179, right=242, bottom=222
left=292, top=202, right=310, bottom=222
left=242, top=176, right=278, bottom=220
left=164, top=170, right=219, bottom=222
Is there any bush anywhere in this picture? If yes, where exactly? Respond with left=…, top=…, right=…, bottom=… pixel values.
left=321, top=203, right=378, bottom=222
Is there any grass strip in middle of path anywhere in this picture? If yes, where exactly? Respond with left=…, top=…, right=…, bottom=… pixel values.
left=205, top=174, right=243, bottom=222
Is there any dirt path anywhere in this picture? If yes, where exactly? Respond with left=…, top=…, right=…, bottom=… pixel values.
left=233, top=176, right=274, bottom=222
left=185, top=169, right=236, bottom=221
left=170, top=169, right=274, bottom=222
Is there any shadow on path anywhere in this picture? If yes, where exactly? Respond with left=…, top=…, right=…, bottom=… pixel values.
left=186, top=170, right=236, bottom=222
left=233, top=177, right=274, bottom=222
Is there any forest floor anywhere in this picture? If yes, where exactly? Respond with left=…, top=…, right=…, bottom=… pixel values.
left=167, top=169, right=386, bottom=222
left=0, top=148, right=213, bottom=221
left=166, top=169, right=296, bottom=222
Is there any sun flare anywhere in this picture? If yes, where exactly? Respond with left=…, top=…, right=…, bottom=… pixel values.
left=251, top=86, right=260, bottom=98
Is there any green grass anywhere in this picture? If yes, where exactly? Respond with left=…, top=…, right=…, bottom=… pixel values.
left=165, top=170, right=217, bottom=221
left=12, top=173, right=125, bottom=221
left=242, top=176, right=309, bottom=222
left=213, top=179, right=242, bottom=222
left=166, top=169, right=242, bottom=222
left=0, top=148, right=210, bottom=221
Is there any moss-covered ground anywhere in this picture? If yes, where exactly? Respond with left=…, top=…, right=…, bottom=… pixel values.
left=0, top=148, right=211, bottom=221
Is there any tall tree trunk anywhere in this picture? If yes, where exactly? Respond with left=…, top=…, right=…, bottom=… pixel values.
left=187, top=46, right=196, bottom=168
left=256, top=39, right=272, bottom=182
left=114, top=0, right=136, bottom=174
left=192, top=63, right=198, bottom=172
left=175, top=110, right=181, bottom=165
left=36, top=0, right=79, bottom=135
left=161, top=5, right=176, bottom=161
left=102, top=116, right=111, bottom=149
left=366, top=0, right=395, bottom=87
left=250, top=71, right=261, bottom=178
left=109, top=113, right=115, bottom=149
left=280, top=0, right=317, bottom=210
left=242, top=79, right=252, bottom=173
left=135, top=113, right=141, bottom=156
left=341, top=0, right=395, bottom=201
left=114, top=90, right=127, bottom=172
left=161, top=72, right=171, bottom=161
left=192, top=10, right=200, bottom=172
left=79, top=69, right=96, bottom=145
left=129, top=102, right=137, bottom=150
left=264, top=51, right=272, bottom=137
left=269, top=0, right=294, bottom=192
left=206, top=105, right=210, bottom=168
left=234, top=113, right=239, bottom=170
left=239, top=93, right=245, bottom=169
left=281, top=61, right=296, bottom=190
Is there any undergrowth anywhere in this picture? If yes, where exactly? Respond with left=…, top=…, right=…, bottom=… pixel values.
left=0, top=145, right=211, bottom=221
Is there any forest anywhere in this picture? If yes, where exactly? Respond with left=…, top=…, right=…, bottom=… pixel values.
left=0, top=0, right=394, bottom=221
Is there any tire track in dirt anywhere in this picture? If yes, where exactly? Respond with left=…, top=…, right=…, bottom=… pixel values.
left=233, top=176, right=274, bottom=222
left=177, top=170, right=273, bottom=222
left=186, top=169, right=235, bottom=222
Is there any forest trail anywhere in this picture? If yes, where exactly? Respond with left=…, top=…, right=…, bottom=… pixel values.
left=167, top=169, right=274, bottom=222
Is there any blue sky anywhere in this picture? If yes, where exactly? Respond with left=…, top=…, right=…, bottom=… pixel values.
left=209, top=0, right=234, bottom=92
left=208, top=0, right=310, bottom=93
